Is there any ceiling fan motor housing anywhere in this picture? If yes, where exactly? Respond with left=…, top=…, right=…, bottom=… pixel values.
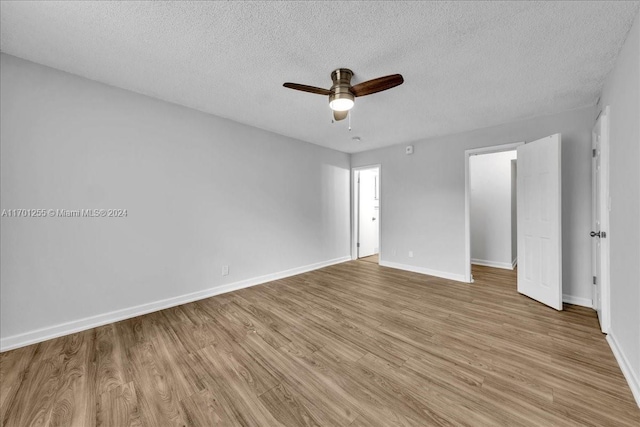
left=329, top=68, right=355, bottom=110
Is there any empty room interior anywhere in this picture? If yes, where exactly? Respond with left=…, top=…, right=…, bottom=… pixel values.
left=1, top=2, right=640, bottom=426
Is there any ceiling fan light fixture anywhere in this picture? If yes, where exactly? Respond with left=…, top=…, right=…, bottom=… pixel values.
left=329, top=97, right=354, bottom=112
left=329, top=92, right=355, bottom=111
left=284, top=68, right=403, bottom=121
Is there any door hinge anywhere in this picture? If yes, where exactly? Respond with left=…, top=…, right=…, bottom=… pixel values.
left=357, top=242, right=360, bottom=248
left=592, top=148, right=597, bottom=158
left=593, top=276, right=597, bottom=285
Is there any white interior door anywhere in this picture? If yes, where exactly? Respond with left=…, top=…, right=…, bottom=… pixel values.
left=591, top=107, right=610, bottom=332
left=592, top=122, right=603, bottom=320
left=358, top=168, right=379, bottom=258
left=517, top=134, right=562, bottom=310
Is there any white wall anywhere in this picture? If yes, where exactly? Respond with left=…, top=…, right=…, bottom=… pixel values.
left=599, top=11, right=640, bottom=405
left=470, top=150, right=517, bottom=269
left=0, top=54, right=351, bottom=349
left=352, top=105, right=594, bottom=301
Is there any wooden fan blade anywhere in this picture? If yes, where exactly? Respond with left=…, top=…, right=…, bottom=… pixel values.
left=333, top=110, right=348, bottom=121
left=283, top=82, right=331, bottom=95
left=351, top=74, right=404, bottom=97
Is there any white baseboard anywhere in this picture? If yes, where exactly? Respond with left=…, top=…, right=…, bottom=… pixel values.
left=0, top=256, right=352, bottom=352
left=606, top=333, right=640, bottom=407
left=379, top=260, right=466, bottom=282
left=471, top=258, right=514, bottom=270
left=512, top=257, right=518, bottom=269
left=562, top=294, right=592, bottom=307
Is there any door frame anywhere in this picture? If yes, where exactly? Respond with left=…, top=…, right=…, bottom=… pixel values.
left=352, top=165, right=381, bottom=261
left=464, top=142, right=524, bottom=283
left=593, top=106, right=611, bottom=333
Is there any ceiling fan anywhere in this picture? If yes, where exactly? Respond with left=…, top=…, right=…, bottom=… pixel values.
left=283, top=69, right=404, bottom=121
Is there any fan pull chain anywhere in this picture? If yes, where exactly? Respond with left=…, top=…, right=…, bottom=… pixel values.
left=348, top=111, right=351, bottom=131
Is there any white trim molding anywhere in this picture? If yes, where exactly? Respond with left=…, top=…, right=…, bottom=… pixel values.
left=379, top=260, right=466, bottom=283
left=471, top=258, right=514, bottom=270
left=562, top=294, right=592, bottom=308
left=606, top=333, right=640, bottom=407
left=0, top=256, right=352, bottom=352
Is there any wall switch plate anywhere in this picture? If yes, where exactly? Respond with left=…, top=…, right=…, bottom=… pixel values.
left=222, top=265, right=229, bottom=276
left=408, top=251, right=413, bottom=258
left=406, top=145, right=414, bottom=155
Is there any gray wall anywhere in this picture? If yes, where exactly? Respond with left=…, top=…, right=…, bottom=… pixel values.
left=600, top=11, right=640, bottom=402
left=0, top=54, right=351, bottom=344
left=352, top=105, right=595, bottom=300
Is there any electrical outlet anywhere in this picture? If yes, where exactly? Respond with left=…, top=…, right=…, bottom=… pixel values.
left=222, top=265, right=229, bottom=276
left=392, top=248, right=397, bottom=256
left=408, top=251, right=413, bottom=258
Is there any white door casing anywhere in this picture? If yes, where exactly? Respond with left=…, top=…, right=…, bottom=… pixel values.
left=517, top=134, right=563, bottom=310
left=592, top=106, right=610, bottom=332
left=358, top=168, right=379, bottom=258
left=464, top=142, right=524, bottom=283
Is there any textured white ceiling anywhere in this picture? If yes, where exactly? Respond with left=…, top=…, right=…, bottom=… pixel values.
left=1, top=1, right=638, bottom=153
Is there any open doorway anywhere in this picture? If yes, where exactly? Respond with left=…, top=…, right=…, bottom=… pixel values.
left=470, top=150, right=518, bottom=269
left=352, top=165, right=380, bottom=262
left=466, top=136, right=563, bottom=310
left=464, top=142, right=523, bottom=283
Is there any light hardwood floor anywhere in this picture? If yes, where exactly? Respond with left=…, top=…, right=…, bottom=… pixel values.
left=1, top=261, right=639, bottom=426
left=358, top=254, right=379, bottom=264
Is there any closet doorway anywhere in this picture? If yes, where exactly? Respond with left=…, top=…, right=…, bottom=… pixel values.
left=352, top=165, right=380, bottom=261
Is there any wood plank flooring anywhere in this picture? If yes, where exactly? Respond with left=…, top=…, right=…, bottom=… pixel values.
left=1, top=261, right=639, bottom=426
left=359, top=254, right=379, bottom=264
